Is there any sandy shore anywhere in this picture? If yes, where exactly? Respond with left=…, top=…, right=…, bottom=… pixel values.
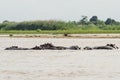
left=0, top=34, right=120, bottom=38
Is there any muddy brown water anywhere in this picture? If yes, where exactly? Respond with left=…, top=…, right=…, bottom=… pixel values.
left=0, top=37, right=120, bottom=80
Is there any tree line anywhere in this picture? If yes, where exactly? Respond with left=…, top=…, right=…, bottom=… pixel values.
left=0, top=16, right=120, bottom=30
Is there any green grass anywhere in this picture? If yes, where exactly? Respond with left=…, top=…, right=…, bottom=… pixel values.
left=0, top=30, right=120, bottom=34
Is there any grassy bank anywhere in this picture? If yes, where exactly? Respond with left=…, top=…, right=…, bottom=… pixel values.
left=1, top=30, right=120, bottom=34
left=1, top=20, right=120, bottom=34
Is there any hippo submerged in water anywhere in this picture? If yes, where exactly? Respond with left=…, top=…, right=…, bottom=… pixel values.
left=5, top=43, right=81, bottom=50
left=5, top=46, right=29, bottom=50
left=93, top=44, right=118, bottom=50
left=5, top=43, right=118, bottom=50
left=39, top=43, right=67, bottom=50
left=84, top=44, right=118, bottom=50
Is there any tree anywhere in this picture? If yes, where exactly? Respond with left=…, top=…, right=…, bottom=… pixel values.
left=105, top=18, right=116, bottom=25
left=89, top=16, right=98, bottom=25
left=78, top=16, right=88, bottom=25
left=3, top=20, right=9, bottom=23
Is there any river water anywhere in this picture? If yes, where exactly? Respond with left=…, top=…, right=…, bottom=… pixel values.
left=0, top=37, right=120, bottom=80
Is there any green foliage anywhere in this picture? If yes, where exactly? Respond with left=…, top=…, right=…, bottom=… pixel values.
left=78, top=16, right=89, bottom=25
left=89, top=16, right=98, bottom=25
left=0, top=20, right=76, bottom=30
left=0, top=16, right=120, bottom=33
left=3, top=20, right=9, bottom=23
left=105, top=18, right=116, bottom=25
left=102, top=25, right=120, bottom=30
left=1, top=30, right=120, bottom=34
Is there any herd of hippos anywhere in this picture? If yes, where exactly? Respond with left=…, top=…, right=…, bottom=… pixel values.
left=5, top=43, right=119, bottom=50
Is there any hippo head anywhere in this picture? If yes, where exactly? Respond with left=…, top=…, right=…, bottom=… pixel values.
left=106, top=44, right=119, bottom=49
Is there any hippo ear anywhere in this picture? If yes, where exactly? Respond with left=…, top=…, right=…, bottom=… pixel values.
left=106, top=44, right=109, bottom=46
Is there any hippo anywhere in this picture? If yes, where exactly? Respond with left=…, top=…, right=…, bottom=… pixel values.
left=93, top=44, right=118, bottom=50
left=83, top=46, right=93, bottom=50
left=5, top=43, right=119, bottom=50
left=5, top=46, right=29, bottom=50
left=69, top=46, right=81, bottom=50
left=39, top=43, right=67, bottom=50
left=5, top=46, right=18, bottom=50
left=55, top=46, right=67, bottom=50
left=40, top=43, right=58, bottom=50
left=83, top=44, right=119, bottom=50
left=31, top=46, right=42, bottom=50
left=106, top=44, right=119, bottom=49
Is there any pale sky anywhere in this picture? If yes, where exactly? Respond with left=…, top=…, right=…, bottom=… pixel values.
left=0, top=0, right=120, bottom=22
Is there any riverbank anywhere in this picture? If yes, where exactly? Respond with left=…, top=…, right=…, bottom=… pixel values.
left=0, top=34, right=120, bottom=38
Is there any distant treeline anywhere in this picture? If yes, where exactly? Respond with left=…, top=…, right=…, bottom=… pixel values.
left=0, top=16, right=120, bottom=30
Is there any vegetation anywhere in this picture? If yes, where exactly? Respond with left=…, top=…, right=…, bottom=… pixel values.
left=0, top=16, right=120, bottom=34
left=0, top=30, right=120, bottom=34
